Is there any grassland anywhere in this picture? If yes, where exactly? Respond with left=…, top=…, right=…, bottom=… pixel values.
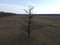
left=0, top=16, right=60, bottom=45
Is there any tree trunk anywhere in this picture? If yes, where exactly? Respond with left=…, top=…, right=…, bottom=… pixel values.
left=27, top=14, right=32, bottom=38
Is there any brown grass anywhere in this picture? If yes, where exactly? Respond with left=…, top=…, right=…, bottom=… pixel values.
left=0, top=16, right=60, bottom=45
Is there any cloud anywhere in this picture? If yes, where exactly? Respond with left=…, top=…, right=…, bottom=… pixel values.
left=25, top=0, right=60, bottom=14
left=26, top=0, right=36, bottom=6
left=0, top=3, right=60, bottom=14
left=33, top=3, right=60, bottom=14
left=0, top=0, right=60, bottom=14
left=0, top=3, right=25, bottom=14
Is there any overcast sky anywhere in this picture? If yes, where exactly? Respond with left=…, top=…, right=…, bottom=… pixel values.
left=0, top=0, right=60, bottom=14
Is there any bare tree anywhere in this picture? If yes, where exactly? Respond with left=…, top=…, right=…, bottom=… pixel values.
left=24, top=6, right=34, bottom=38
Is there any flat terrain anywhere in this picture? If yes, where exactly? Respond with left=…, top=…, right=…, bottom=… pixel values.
left=0, top=16, right=60, bottom=45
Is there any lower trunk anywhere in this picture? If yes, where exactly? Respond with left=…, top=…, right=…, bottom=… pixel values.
left=27, top=15, right=32, bottom=38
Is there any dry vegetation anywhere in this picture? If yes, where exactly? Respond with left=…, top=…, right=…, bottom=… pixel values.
left=0, top=16, right=60, bottom=45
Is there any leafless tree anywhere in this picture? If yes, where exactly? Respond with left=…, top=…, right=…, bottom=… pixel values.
left=24, top=6, right=34, bottom=38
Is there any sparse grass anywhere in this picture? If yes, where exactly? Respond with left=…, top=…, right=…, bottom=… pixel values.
left=0, top=16, right=60, bottom=45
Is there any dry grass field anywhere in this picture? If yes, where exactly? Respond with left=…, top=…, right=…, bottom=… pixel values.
left=0, top=16, right=60, bottom=45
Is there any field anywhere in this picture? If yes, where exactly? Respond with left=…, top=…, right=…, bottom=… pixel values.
left=0, top=16, right=60, bottom=45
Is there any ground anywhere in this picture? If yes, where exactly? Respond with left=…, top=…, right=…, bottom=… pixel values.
left=0, top=16, right=60, bottom=45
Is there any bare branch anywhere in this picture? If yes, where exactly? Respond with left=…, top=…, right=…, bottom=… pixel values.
left=24, top=9, right=29, bottom=13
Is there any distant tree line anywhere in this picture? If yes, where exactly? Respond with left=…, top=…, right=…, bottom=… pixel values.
left=0, top=12, right=16, bottom=17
